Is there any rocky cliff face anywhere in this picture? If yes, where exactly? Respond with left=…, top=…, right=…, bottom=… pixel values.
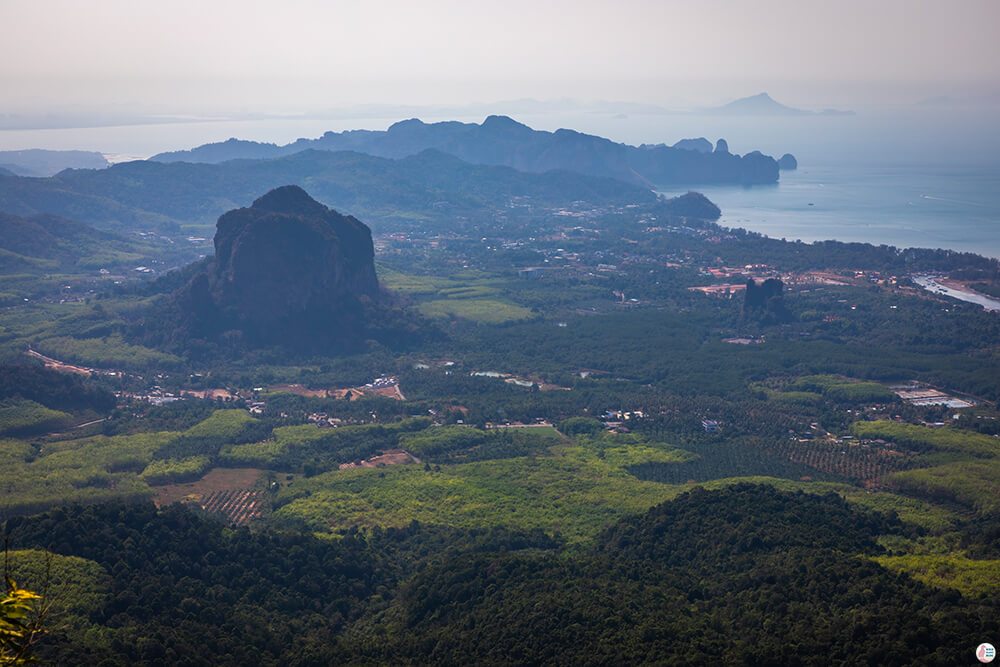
left=177, top=186, right=378, bottom=348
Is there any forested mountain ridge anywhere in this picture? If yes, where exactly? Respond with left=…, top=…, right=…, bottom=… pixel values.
left=151, top=115, right=780, bottom=186
left=0, top=209, right=196, bottom=299
left=0, top=148, right=109, bottom=177
left=5, top=485, right=995, bottom=665
left=0, top=212, right=123, bottom=270
left=0, top=148, right=655, bottom=233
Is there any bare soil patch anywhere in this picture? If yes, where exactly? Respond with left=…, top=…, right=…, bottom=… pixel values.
left=26, top=349, right=93, bottom=375
left=338, top=448, right=419, bottom=470
left=154, top=467, right=265, bottom=507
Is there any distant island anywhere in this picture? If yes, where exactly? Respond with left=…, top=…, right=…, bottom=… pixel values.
left=778, top=153, right=798, bottom=170
left=703, top=92, right=854, bottom=117
left=152, top=115, right=782, bottom=187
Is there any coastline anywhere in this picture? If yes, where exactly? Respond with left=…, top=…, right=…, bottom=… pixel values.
left=659, top=165, right=1000, bottom=261
left=912, top=274, right=1000, bottom=311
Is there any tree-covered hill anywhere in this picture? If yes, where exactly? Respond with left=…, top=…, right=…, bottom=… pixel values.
left=151, top=115, right=779, bottom=187
left=6, top=486, right=994, bottom=665
left=0, top=149, right=655, bottom=233
left=353, top=485, right=996, bottom=665
left=0, top=211, right=163, bottom=275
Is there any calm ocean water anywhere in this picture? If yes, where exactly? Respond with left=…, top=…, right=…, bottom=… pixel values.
left=659, top=165, right=1000, bottom=260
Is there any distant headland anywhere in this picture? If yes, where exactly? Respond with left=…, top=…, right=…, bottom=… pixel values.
left=152, top=116, right=785, bottom=187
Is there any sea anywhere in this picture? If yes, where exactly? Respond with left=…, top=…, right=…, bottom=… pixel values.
left=657, top=164, right=1000, bottom=260
left=2, top=106, right=999, bottom=259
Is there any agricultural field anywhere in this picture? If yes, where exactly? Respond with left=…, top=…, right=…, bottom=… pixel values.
left=153, top=466, right=268, bottom=507
left=889, top=459, right=1000, bottom=515
left=852, top=420, right=1000, bottom=458
left=378, top=265, right=535, bottom=324
left=0, top=431, right=173, bottom=519
left=0, top=409, right=262, bottom=519
left=0, top=397, right=73, bottom=436
left=765, top=435, right=913, bottom=487
left=785, top=375, right=897, bottom=403
left=274, top=431, right=753, bottom=543
left=29, top=335, right=183, bottom=370
left=199, top=488, right=266, bottom=526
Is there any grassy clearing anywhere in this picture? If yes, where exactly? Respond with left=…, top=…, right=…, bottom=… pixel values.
left=836, top=490, right=962, bottom=530
left=377, top=269, right=458, bottom=294
left=377, top=267, right=500, bottom=294
left=378, top=265, right=529, bottom=323
left=437, top=285, right=499, bottom=298
left=378, top=266, right=507, bottom=298
left=788, top=375, right=896, bottom=403
left=418, top=299, right=535, bottom=324
left=873, top=554, right=1000, bottom=597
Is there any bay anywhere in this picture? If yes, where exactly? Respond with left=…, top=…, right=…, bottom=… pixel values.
left=659, top=165, right=1000, bottom=260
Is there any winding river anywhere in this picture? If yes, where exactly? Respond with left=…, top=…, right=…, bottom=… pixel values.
left=912, top=274, right=1000, bottom=312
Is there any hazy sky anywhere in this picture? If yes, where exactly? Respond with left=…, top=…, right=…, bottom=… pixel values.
left=3, top=0, right=998, bottom=115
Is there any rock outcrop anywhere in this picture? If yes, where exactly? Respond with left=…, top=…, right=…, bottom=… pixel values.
left=778, top=153, right=798, bottom=170
left=176, top=186, right=378, bottom=348
left=744, top=277, right=789, bottom=322
left=671, top=138, right=714, bottom=153
left=658, top=192, right=721, bottom=220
